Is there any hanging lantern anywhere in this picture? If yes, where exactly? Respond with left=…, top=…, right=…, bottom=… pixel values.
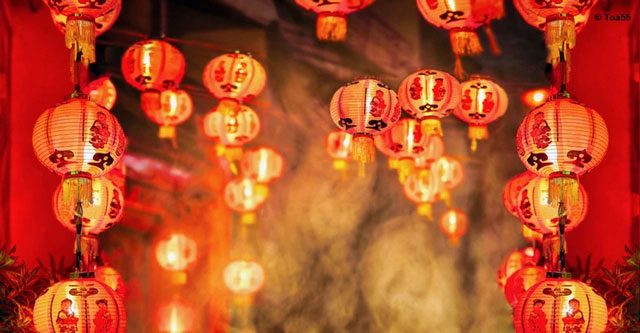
left=32, top=98, right=126, bottom=205
left=517, top=176, right=588, bottom=235
left=203, top=105, right=261, bottom=161
left=516, top=98, right=608, bottom=205
left=453, top=76, right=508, bottom=152
left=503, top=171, right=537, bottom=217
left=294, top=0, right=375, bottom=41
left=439, top=208, right=469, bottom=245
left=412, top=135, right=446, bottom=170
left=82, top=77, right=117, bottom=111
left=94, top=265, right=126, bottom=299
left=50, top=3, right=121, bottom=40
left=53, top=176, right=124, bottom=235
left=403, top=169, right=443, bottom=220
left=141, top=88, right=193, bottom=139
left=326, top=131, right=353, bottom=171
left=504, top=266, right=546, bottom=307
left=202, top=52, right=266, bottom=115
left=430, top=155, right=464, bottom=205
left=513, top=276, right=608, bottom=333
left=224, top=178, right=269, bottom=224
left=398, top=69, right=461, bottom=136
left=155, top=234, right=198, bottom=272
left=223, top=260, right=265, bottom=295
left=33, top=276, right=127, bottom=333
left=497, top=247, right=540, bottom=289
left=329, top=79, right=401, bottom=169
left=156, top=300, right=196, bottom=333
left=240, top=147, right=284, bottom=184
left=44, top=0, right=121, bottom=64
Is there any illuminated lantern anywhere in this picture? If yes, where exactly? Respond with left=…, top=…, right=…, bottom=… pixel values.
left=503, top=171, right=537, bottom=217
left=202, top=52, right=266, bottom=115
left=453, top=76, right=508, bottom=152
left=517, top=176, right=588, bottom=235
left=326, top=131, right=353, bottom=171
left=157, top=300, right=196, bottom=333
left=497, top=247, right=540, bottom=289
left=294, top=0, right=375, bottom=41
left=44, top=0, right=121, bottom=64
left=403, top=169, right=442, bottom=220
left=155, top=234, right=198, bottom=272
left=50, top=3, right=121, bottom=42
left=504, top=266, right=546, bottom=307
left=94, top=265, right=126, bottom=298
left=32, top=98, right=126, bottom=204
left=521, top=88, right=550, bottom=109
left=513, top=275, right=607, bottom=333
left=53, top=177, right=124, bottom=235
left=329, top=79, right=401, bottom=168
left=224, top=178, right=269, bottom=223
left=429, top=155, right=463, bottom=205
left=203, top=105, right=261, bottom=160
left=223, top=260, right=265, bottom=295
left=142, top=88, right=193, bottom=139
left=522, top=225, right=543, bottom=242
left=398, top=69, right=461, bottom=136
left=439, top=208, right=469, bottom=245
left=516, top=98, right=607, bottom=204
left=33, top=276, right=126, bottom=332
left=240, top=147, right=284, bottom=184
left=82, top=77, right=117, bottom=111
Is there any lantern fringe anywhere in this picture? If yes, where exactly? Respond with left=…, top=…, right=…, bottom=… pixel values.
left=158, top=125, right=176, bottom=139
left=420, top=118, right=443, bottom=137
left=65, top=17, right=96, bottom=65
left=545, top=18, right=576, bottom=66
left=450, top=29, right=483, bottom=56
left=440, top=190, right=452, bottom=207
left=417, top=203, right=432, bottom=221
left=317, top=13, right=347, bottom=42
left=62, top=174, right=93, bottom=207
left=454, top=56, right=466, bottom=80
left=217, top=98, right=240, bottom=116
left=241, top=212, right=257, bottom=225
left=397, top=158, right=415, bottom=184
left=484, top=24, right=502, bottom=55
left=333, top=159, right=348, bottom=171
left=468, top=125, right=489, bottom=152
left=388, top=157, right=400, bottom=170
left=548, top=173, right=579, bottom=206
left=351, top=135, right=375, bottom=176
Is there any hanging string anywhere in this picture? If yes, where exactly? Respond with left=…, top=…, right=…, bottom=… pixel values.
left=74, top=200, right=84, bottom=273
left=557, top=200, right=567, bottom=272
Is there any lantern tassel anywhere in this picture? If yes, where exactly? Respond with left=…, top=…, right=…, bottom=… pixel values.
left=450, top=29, right=483, bottom=56
left=241, top=212, right=257, bottom=225
left=468, top=125, right=489, bottom=152
left=453, top=56, right=466, bottom=80
left=217, top=98, right=240, bottom=116
left=397, top=158, right=415, bottom=184
left=483, top=24, right=502, bottom=55
left=420, top=118, right=443, bottom=137
left=388, top=157, right=400, bottom=170
left=545, top=18, right=576, bottom=66
left=332, top=159, right=348, bottom=171
left=62, top=173, right=93, bottom=207
left=65, top=16, right=96, bottom=65
left=417, top=203, right=432, bottom=221
left=316, top=13, right=347, bottom=42
left=440, top=190, right=452, bottom=207
left=159, top=125, right=177, bottom=140
left=351, top=135, right=375, bottom=176
left=548, top=173, right=579, bottom=206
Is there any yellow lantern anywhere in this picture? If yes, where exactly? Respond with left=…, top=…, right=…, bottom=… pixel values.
left=223, top=260, right=265, bottom=295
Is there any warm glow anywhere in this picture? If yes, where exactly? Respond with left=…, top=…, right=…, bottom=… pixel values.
left=224, top=260, right=265, bottom=294
left=521, top=88, right=549, bottom=109
left=157, top=300, right=196, bottom=333
left=155, top=234, right=198, bottom=272
left=438, top=208, right=468, bottom=244
left=240, top=147, right=284, bottom=184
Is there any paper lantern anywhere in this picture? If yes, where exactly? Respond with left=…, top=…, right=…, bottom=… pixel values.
left=503, top=171, right=537, bottom=217
left=50, top=4, right=121, bottom=38
left=53, top=176, right=123, bottom=235
left=513, top=276, right=608, bottom=333
left=403, top=169, right=443, bottom=220
left=44, top=0, right=121, bottom=64
left=33, top=98, right=126, bottom=204
left=156, top=300, right=196, bottom=333
left=202, top=52, right=266, bottom=115
left=326, top=131, right=353, bottom=171
left=439, top=208, right=469, bottom=245
left=203, top=105, right=261, bottom=160
left=82, top=77, right=117, bottom=111
left=330, top=79, right=401, bottom=167
left=94, top=265, right=125, bottom=299
left=155, top=234, right=198, bottom=272
left=453, top=76, right=508, bottom=152
left=516, top=98, right=608, bottom=205
left=141, top=88, right=193, bottom=139
left=429, top=155, right=464, bottom=205
left=398, top=69, right=461, bottom=135
left=240, top=147, right=284, bottom=184
left=504, top=266, right=546, bottom=307
left=223, top=260, right=265, bottom=295
left=497, top=247, right=540, bottom=289
left=294, top=0, right=375, bottom=41
left=33, top=277, right=126, bottom=333
left=517, top=176, right=588, bottom=235
left=224, top=178, right=269, bottom=223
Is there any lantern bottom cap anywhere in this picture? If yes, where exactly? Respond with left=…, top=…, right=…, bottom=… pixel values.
left=317, top=13, right=347, bottom=42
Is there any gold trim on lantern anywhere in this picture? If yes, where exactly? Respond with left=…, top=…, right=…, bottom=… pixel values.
left=333, top=159, right=348, bottom=171
left=62, top=171, right=93, bottom=206
left=468, top=124, right=489, bottom=152
left=388, top=157, right=400, bottom=170
left=217, top=98, right=240, bottom=116
left=420, top=117, right=443, bottom=137
left=317, top=12, right=347, bottom=42
left=397, top=158, right=415, bottom=184
left=439, top=190, right=452, bottom=207
left=159, top=125, right=176, bottom=139
left=449, top=28, right=483, bottom=56
left=351, top=135, right=375, bottom=176
left=241, top=212, right=257, bottom=225
left=417, top=203, right=432, bottom=221
left=545, top=15, right=576, bottom=65
left=65, top=15, right=96, bottom=65
left=548, top=171, right=579, bottom=206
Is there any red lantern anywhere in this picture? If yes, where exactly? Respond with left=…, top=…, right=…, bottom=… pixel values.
left=294, top=0, right=375, bottom=41
left=33, top=276, right=127, bottom=333
left=223, top=260, right=265, bottom=295
left=224, top=178, right=269, bottom=223
left=439, top=208, right=469, bottom=245
left=403, top=169, right=443, bottom=220
left=240, top=147, right=284, bottom=184
left=155, top=234, right=198, bottom=272
left=156, top=300, right=196, bottom=333
left=141, top=88, right=193, bottom=139
left=503, top=171, right=537, bottom=217
left=517, top=176, right=588, bottom=235
left=513, top=276, right=607, bottom=333
left=453, top=76, right=508, bottom=152
left=497, top=247, right=540, bottom=289
left=202, top=52, right=266, bottom=115
left=50, top=3, right=121, bottom=40
left=94, top=265, right=126, bottom=299
left=82, top=77, right=117, bottom=111
left=516, top=98, right=608, bottom=205
left=398, top=69, right=461, bottom=136
left=203, top=105, right=261, bottom=161
left=429, top=155, right=463, bottom=205
left=329, top=79, right=401, bottom=167
left=32, top=98, right=126, bottom=204
left=326, top=131, right=353, bottom=171
left=504, top=266, right=546, bottom=307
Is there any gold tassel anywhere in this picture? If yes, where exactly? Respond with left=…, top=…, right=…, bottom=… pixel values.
left=453, top=55, right=466, bottom=80
left=484, top=24, right=502, bottom=55
left=468, top=125, right=489, bottom=152
left=333, top=159, right=348, bottom=171
left=351, top=135, right=375, bottom=175
left=65, top=17, right=96, bottom=65
left=316, top=13, right=347, bottom=42
left=440, top=190, right=452, bottom=207
left=388, top=157, right=400, bottom=170
left=548, top=173, right=579, bottom=206
left=545, top=17, right=576, bottom=65
left=217, top=98, right=240, bottom=116
left=62, top=173, right=93, bottom=207
left=417, top=203, right=432, bottom=221
left=420, top=118, right=443, bottom=137
left=158, top=125, right=176, bottom=139
left=397, top=158, right=415, bottom=184
left=255, top=184, right=270, bottom=199
left=450, top=29, right=483, bottom=56
left=241, top=212, right=257, bottom=225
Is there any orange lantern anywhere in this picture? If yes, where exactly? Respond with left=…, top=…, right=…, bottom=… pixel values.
left=513, top=275, right=607, bottom=333
left=224, top=178, right=269, bottom=223
left=517, top=176, right=588, bottom=235
left=453, top=76, right=508, bottom=152
left=429, top=155, right=463, bottom=205
left=202, top=52, right=266, bottom=115
left=155, top=234, right=198, bottom=272
left=141, top=88, right=193, bottom=139
left=503, top=171, right=537, bottom=217
left=32, top=98, right=126, bottom=205
left=504, top=266, right=546, bottom=307
left=44, top=0, right=121, bottom=64
left=403, top=169, right=443, bottom=220
left=203, top=105, right=261, bottom=160
left=497, top=247, right=540, bottom=289
left=516, top=98, right=608, bottom=205
left=33, top=276, right=127, bottom=333
left=156, top=300, right=196, bottom=333
left=294, top=0, right=375, bottom=41
left=223, top=260, right=265, bottom=295
left=50, top=4, right=121, bottom=39
left=240, top=147, right=284, bottom=184
left=398, top=69, right=461, bottom=136
left=439, top=208, right=469, bottom=245
left=82, top=77, right=117, bottom=111
left=94, top=265, right=126, bottom=299
left=326, top=131, right=353, bottom=171
left=53, top=176, right=124, bottom=235
left=329, top=79, right=401, bottom=168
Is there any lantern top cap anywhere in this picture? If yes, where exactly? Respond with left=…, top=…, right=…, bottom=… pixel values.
left=467, top=74, right=497, bottom=82
left=69, top=271, right=96, bottom=279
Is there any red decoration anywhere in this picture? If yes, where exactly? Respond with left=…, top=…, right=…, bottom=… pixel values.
left=223, top=260, right=265, bottom=295
left=294, top=0, right=375, bottom=41
left=121, top=39, right=185, bottom=97
left=240, top=147, right=284, bottom=184
left=141, top=88, right=193, bottom=139
left=439, top=208, right=469, bottom=245
left=453, top=76, right=508, bottom=152
left=326, top=131, right=353, bottom=171
left=83, top=77, right=117, bottom=111
left=156, top=300, right=196, bottom=333
left=497, top=247, right=540, bottom=289
left=403, top=169, right=443, bottom=220
left=203, top=105, right=261, bottom=161
left=503, top=171, right=537, bottom=217
left=504, top=266, right=546, bottom=307
left=155, top=234, right=198, bottom=272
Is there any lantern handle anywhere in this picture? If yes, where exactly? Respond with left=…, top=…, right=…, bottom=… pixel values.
left=74, top=200, right=83, bottom=273
left=70, top=50, right=87, bottom=99
left=557, top=41, right=571, bottom=98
